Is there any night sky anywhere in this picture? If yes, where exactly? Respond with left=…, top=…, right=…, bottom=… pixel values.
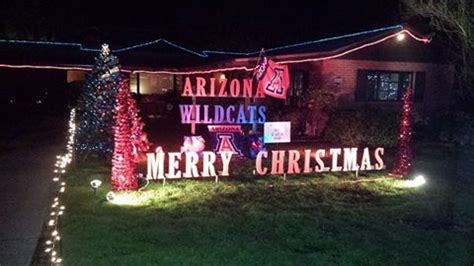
left=0, top=0, right=403, bottom=104
left=0, top=0, right=402, bottom=50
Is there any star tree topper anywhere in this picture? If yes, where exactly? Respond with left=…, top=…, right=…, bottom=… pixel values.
left=102, top=43, right=110, bottom=55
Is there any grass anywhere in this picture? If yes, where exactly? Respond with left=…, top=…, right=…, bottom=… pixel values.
left=61, top=145, right=474, bottom=265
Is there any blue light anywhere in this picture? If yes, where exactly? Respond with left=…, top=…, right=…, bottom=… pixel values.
left=0, top=25, right=402, bottom=58
left=203, top=25, right=403, bottom=56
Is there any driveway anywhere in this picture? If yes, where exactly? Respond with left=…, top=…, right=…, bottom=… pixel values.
left=0, top=111, right=64, bottom=265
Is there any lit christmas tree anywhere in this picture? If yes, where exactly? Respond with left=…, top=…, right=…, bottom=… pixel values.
left=127, top=91, right=150, bottom=162
left=390, top=85, right=413, bottom=178
left=111, top=79, right=137, bottom=191
left=75, top=44, right=121, bottom=157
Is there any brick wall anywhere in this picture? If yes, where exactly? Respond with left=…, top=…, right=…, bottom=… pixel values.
left=301, top=59, right=454, bottom=113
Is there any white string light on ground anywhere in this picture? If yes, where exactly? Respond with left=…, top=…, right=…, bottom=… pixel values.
left=43, top=108, right=76, bottom=264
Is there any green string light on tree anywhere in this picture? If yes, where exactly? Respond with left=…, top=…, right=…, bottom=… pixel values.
left=75, top=44, right=121, bottom=156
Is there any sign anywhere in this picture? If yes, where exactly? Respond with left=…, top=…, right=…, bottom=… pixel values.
left=179, top=104, right=266, bottom=124
left=208, top=125, right=243, bottom=156
left=264, top=122, right=291, bottom=143
left=146, top=151, right=234, bottom=179
left=181, top=76, right=265, bottom=98
left=146, top=147, right=385, bottom=180
left=255, top=147, right=385, bottom=175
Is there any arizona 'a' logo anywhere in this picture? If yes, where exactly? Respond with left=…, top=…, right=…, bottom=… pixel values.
left=215, top=133, right=242, bottom=156
left=256, top=58, right=290, bottom=99
left=264, top=67, right=285, bottom=95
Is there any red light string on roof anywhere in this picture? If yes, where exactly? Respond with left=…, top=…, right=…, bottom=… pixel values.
left=0, top=29, right=430, bottom=74
left=132, top=29, right=431, bottom=75
left=0, top=64, right=92, bottom=71
left=278, top=29, right=430, bottom=64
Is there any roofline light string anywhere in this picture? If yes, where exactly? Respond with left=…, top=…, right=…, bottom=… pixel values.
left=0, top=28, right=430, bottom=74
left=132, top=29, right=431, bottom=75
left=278, top=29, right=430, bottom=65
left=201, top=24, right=403, bottom=56
left=0, top=25, right=403, bottom=58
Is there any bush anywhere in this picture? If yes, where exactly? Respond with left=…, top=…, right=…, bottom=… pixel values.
left=323, top=107, right=399, bottom=147
left=268, top=106, right=306, bottom=136
left=422, top=111, right=474, bottom=146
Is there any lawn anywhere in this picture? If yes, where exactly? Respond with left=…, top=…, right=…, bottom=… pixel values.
left=61, top=144, right=474, bottom=265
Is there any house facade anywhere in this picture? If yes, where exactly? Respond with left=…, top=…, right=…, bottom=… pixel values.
left=0, top=25, right=454, bottom=138
left=92, top=25, right=451, bottom=116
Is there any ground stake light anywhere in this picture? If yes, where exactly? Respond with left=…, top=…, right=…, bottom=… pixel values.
left=90, top=179, right=102, bottom=195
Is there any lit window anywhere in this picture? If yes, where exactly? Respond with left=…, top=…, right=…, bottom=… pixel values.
left=366, top=71, right=412, bottom=101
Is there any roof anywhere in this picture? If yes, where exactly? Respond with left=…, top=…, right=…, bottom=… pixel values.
left=0, top=24, right=435, bottom=73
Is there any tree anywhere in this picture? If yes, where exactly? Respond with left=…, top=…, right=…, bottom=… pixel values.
left=111, top=79, right=149, bottom=191
left=402, top=0, right=474, bottom=100
left=127, top=91, right=150, bottom=162
left=111, top=79, right=137, bottom=191
left=75, top=44, right=121, bottom=157
left=390, top=86, right=414, bottom=178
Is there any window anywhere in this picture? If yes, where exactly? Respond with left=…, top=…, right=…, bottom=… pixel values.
left=366, top=71, right=412, bottom=101
left=288, top=70, right=306, bottom=106
left=355, top=70, right=425, bottom=102
left=130, top=73, right=175, bottom=95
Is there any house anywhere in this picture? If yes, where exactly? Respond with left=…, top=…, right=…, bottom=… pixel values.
left=0, top=24, right=453, bottom=136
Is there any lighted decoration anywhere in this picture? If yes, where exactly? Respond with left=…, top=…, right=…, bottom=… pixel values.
left=248, top=135, right=266, bottom=158
left=181, top=76, right=264, bottom=98
left=75, top=43, right=121, bottom=155
left=180, top=136, right=206, bottom=153
left=0, top=25, right=403, bottom=56
left=106, top=191, right=115, bottom=201
left=90, top=179, right=102, bottom=195
left=101, top=44, right=110, bottom=55
left=90, top=179, right=102, bottom=188
left=0, top=27, right=430, bottom=75
left=42, top=108, right=76, bottom=264
left=214, top=133, right=243, bottom=156
left=127, top=90, right=150, bottom=161
left=208, top=125, right=243, bottom=156
left=179, top=104, right=266, bottom=124
left=396, top=33, right=406, bottom=41
left=264, top=122, right=291, bottom=143
left=146, top=151, right=234, bottom=179
left=403, top=174, right=426, bottom=187
left=254, top=55, right=290, bottom=99
left=111, top=80, right=138, bottom=191
left=255, top=147, right=385, bottom=175
left=390, top=86, right=413, bottom=178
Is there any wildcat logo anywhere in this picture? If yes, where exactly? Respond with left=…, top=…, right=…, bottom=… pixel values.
left=265, top=67, right=286, bottom=95
left=255, top=57, right=290, bottom=99
left=215, top=133, right=242, bottom=156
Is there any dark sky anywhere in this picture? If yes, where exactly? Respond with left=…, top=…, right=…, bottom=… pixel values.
left=0, top=0, right=405, bottom=103
left=0, top=0, right=402, bottom=50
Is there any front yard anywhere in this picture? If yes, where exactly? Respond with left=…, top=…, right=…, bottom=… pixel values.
left=60, top=144, right=473, bottom=265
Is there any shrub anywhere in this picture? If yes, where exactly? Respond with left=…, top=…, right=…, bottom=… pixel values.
left=268, top=106, right=306, bottom=136
left=423, top=111, right=474, bottom=146
left=323, top=107, right=399, bottom=147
